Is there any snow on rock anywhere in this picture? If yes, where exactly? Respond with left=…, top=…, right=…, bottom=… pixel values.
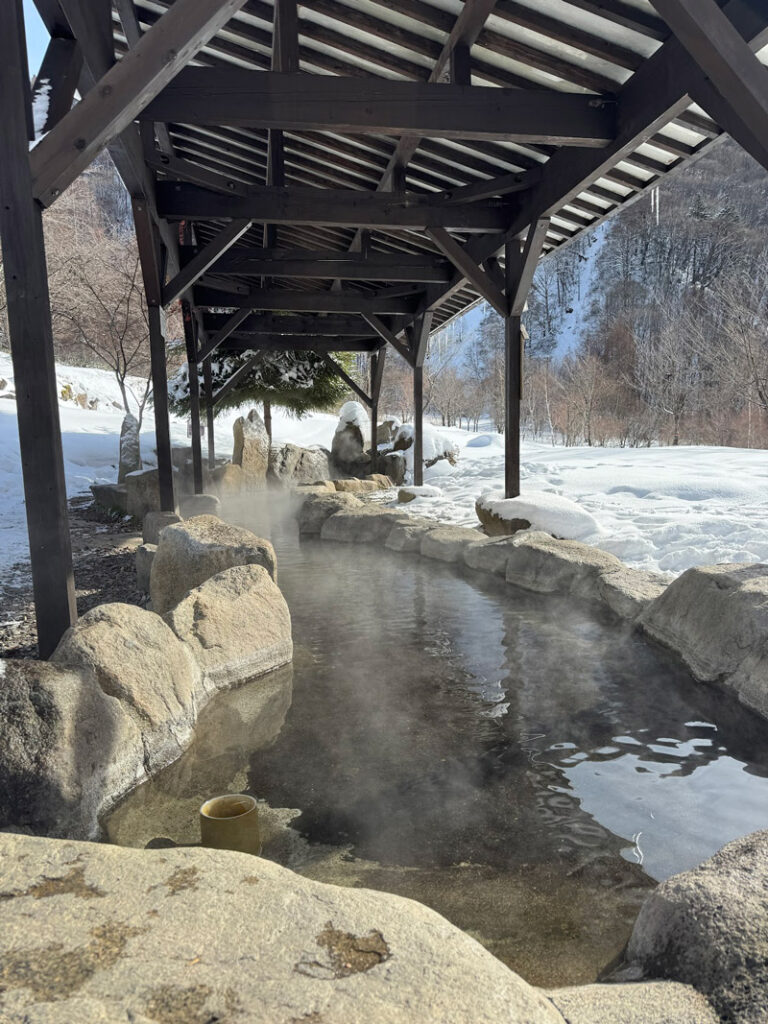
left=477, top=490, right=601, bottom=542
left=466, top=433, right=501, bottom=449
left=31, top=80, right=51, bottom=144
left=336, top=401, right=370, bottom=435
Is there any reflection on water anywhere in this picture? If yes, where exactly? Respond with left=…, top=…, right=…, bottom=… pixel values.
left=106, top=497, right=768, bottom=985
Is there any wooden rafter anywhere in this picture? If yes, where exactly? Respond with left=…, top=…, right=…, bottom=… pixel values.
left=162, top=219, right=252, bottom=306
left=30, top=0, right=249, bottom=207
left=426, top=227, right=507, bottom=317
left=324, top=356, right=372, bottom=407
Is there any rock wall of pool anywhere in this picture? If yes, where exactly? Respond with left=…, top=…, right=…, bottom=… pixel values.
left=97, top=492, right=768, bottom=1021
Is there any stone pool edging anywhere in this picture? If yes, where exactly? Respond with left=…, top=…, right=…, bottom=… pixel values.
left=299, top=492, right=768, bottom=724
left=0, top=516, right=293, bottom=840
left=0, top=830, right=728, bottom=1024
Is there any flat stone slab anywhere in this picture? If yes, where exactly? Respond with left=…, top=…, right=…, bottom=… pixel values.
left=464, top=536, right=521, bottom=576
left=321, top=507, right=410, bottom=545
left=548, top=982, right=718, bottom=1023
left=505, top=532, right=622, bottom=600
left=385, top=517, right=437, bottom=553
left=420, top=525, right=485, bottom=563
left=0, top=834, right=562, bottom=1024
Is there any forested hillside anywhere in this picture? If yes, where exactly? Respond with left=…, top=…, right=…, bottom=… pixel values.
left=399, top=139, right=768, bottom=449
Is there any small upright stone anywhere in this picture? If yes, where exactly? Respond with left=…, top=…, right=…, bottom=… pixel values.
left=232, top=408, right=270, bottom=488
left=118, top=413, right=142, bottom=482
left=142, top=510, right=182, bottom=545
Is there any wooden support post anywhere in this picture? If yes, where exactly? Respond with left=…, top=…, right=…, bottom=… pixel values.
left=0, top=0, right=76, bottom=657
left=504, top=240, right=522, bottom=499
left=413, top=364, right=424, bottom=487
left=148, top=305, right=176, bottom=511
left=202, top=357, right=216, bottom=469
left=182, top=300, right=204, bottom=494
left=370, top=353, right=379, bottom=476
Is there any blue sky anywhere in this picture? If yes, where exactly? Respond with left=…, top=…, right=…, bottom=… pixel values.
left=23, top=0, right=49, bottom=76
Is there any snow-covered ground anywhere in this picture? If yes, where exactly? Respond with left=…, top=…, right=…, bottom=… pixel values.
left=1, top=352, right=767, bottom=578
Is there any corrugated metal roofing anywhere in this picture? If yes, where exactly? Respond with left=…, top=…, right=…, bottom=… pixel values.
left=110, top=0, right=758, bottom=336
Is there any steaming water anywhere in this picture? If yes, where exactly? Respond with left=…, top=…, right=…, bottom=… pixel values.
left=106, top=495, right=768, bottom=985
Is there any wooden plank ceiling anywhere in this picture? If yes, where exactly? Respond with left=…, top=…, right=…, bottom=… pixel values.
left=106, top=0, right=754, bottom=338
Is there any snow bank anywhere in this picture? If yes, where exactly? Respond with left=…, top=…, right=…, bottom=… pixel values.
left=401, top=484, right=443, bottom=499
left=477, top=490, right=601, bottom=542
left=336, top=401, right=369, bottom=434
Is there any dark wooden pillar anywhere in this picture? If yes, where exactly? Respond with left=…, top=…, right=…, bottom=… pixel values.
left=413, top=364, right=424, bottom=486
left=148, top=305, right=176, bottom=511
left=504, top=313, right=522, bottom=499
left=370, top=352, right=379, bottom=475
left=0, top=0, right=76, bottom=657
left=504, top=238, right=522, bottom=499
left=202, top=356, right=216, bottom=469
left=181, top=299, right=203, bottom=494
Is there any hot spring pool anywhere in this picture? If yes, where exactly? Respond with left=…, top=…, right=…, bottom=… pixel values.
left=105, top=511, right=768, bottom=986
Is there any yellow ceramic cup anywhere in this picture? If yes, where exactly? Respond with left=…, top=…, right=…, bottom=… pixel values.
left=199, top=793, right=262, bottom=855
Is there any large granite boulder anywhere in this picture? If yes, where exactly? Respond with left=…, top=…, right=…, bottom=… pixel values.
left=212, top=462, right=244, bottom=498
left=268, top=442, right=331, bottom=485
left=125, top=467, right=163, bottom=519
left=165, top=565, right=293, bottom=688
left=331, top=401, right=371, bottom=477
left=421, top=525, right=484, bottom=563
left=0, top=660, right=143, bottom=839
left=232, top=408, right=270, bottom=488
left=0, top=833, right=563, bottom=1024
left=624, top=829, right=768, bottom=1023
left=321, top=507, right=409, bottom=545
left=150, top=515, right=277, bottom=615
left=464, top=536, right=521, bottom=576
left=117, top=414, right=141, bottom=483
left=178, top=492, right=221, bottom=518
left=142, top=510, right=181, bottom=546
left=385, top=517, right=438, bottom=553
left=51, top=604, right=201, bottom=773
left=90, top=482, right=127, bottom=514
left=297, top=491, right=364, bottom=536
left=505, top=531, right=623, bottom=600
left=640, top=564, right=768, bottom=719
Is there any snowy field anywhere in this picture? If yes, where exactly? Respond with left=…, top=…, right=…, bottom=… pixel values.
left=1, top=353, right=768, bottom=578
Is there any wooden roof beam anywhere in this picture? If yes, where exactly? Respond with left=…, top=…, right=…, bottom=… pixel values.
left=143, top=71, right=617, bottom=147
left=30, top=0, right=249, bottom=207
left=212, top=249, right=453, bottom=282
left=650, top=0, right=768, bottom=174
left=156, top=181, right=515, bottom=232
left=203, top=312, right=377, bottom=336
left=324, top=356, right=372, bottom=407
left=426, top=227, right=507, bottom=317
left=362, top=314, right=414, bottom=365
left=193, top=286, right=419, bottom=315
left=163, top=219, right=252, bottom=306
left=196, top=308, right=252, bottom=362
left=223, top=337, right=381, bottom=354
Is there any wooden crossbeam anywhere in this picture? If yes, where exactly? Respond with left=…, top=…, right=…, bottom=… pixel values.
left=224, top=336, right=381, bottom=354
left=33, top=36, right=82, bottom=136
left=162, top=219, right=252, bottom=306
left=414, top=0, right=768, bottom=319
left=196, top=308, right=251, bottom=363
left=203, top=312, right=375, bottom=337
left=324, top=356, right=372, bottom=407
left=650, top=0, right=768, bottom=173
left=444, top=168, right=542, bottom=204
left=363, top=313, right=414, bottom=365
left=210, top=248, right=452, bottom=283
left=410, top=310, right=434, bottom=368
left=30, top=0, right=248, bottom=206
left=212, top=353, right=262, bottom=407
left=156, top=182, right=512, bottom=232
left=142, top=71, right=616, bottom=146
left=509, top=218, right=550, bottom=316
left=426, top=227, right=507, bottom=316
left=372, top=343, right=387, bottom=400
left=193, top=285, right=418, bottom=315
